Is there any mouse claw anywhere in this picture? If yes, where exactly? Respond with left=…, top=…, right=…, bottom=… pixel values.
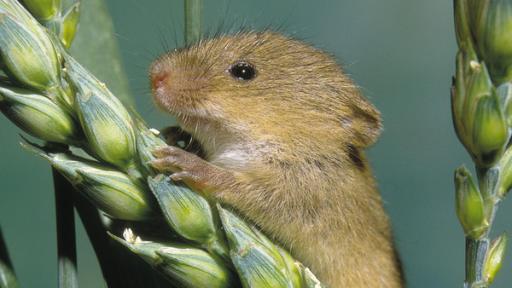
left=150, top=158, right=178, bottom=173
left=152, top=145, right=178, bottom=157
left=151, top=144, right=236, bottom=195
left=169, top=164, right=215, bottom=193
left=152, top=146, right=204, bottom=171
left=170, top=171, right=201, bottom=183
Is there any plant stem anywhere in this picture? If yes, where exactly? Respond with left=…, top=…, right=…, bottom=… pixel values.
left=0, top=226, right=18, bottom=287
left=52, top=169, right=78, bottom=288
left=465, top=238, right=489, bottom=288
left=465, top=167, right=500, bottom=288
left=0, top=227, right=14, bottom=275
left=184, top=0, right=202, bottom=45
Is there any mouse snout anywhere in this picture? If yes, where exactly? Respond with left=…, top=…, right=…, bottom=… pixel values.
left=149, top=61, right=177, bottom=111
left=151, top=71, right=168, bottom=90
left=150, top=64, right=171, bottom=92
left=149, top=54, right=210, bottom=114
left=149, top=57, right=204, bottom=114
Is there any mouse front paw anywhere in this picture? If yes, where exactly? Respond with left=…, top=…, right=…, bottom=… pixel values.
left=151, top=146, right=227, bottom=194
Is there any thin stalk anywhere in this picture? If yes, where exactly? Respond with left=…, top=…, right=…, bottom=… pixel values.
left=465, top=238, right=489, bottom=288
left=464, top=167, right=500, bottom=288
left=52, top=169, right=78, bottom=288
left=0, top=227, right=18, bottom=287
left=73, top=192, right=121, bottom=288
left=0, top=227, right=14, bottom=275
left=184, top=0, right=202, bottom=45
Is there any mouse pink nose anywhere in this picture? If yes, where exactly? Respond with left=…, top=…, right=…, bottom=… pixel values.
left=150, top=70, right=170, bottom=90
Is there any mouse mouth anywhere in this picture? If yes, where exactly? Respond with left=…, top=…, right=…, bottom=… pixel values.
left=150, top=60, right=215, bottom=118
left=151, top=83, right=220, bottom=135
left=151, top=87, right=214, bottom=118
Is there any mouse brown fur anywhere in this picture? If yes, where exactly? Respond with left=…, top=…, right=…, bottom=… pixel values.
left=149, top=31, right=403, bottom=287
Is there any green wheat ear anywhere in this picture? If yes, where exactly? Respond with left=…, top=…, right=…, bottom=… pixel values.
left=0, top=0, right=324, bottom=287
left=452, top=0, right=512, bottom=287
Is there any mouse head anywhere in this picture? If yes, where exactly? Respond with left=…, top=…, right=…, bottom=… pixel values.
left=150, top=31, right=381, bottom=150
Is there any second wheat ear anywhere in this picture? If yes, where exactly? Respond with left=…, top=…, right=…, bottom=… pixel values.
left=452, top=0, right=512, bottom=287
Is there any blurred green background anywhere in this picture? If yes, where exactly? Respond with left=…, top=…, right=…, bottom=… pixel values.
left=1, top=0, right=510, bottom=287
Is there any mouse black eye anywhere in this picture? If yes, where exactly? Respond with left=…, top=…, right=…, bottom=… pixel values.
left=229, top=61, right=256, bottom=81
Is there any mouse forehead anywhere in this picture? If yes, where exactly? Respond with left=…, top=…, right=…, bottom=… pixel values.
left=187, top=32, right=312, bottom=67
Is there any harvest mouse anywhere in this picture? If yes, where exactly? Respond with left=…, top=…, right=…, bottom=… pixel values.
left=150, top=31, right=404, bottom=287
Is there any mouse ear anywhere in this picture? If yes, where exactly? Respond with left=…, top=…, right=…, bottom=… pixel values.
left=348, top=97, right=382, bottom=148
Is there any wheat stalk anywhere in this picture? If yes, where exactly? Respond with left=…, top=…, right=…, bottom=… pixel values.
left=451, top=0, right=512, bottom=287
